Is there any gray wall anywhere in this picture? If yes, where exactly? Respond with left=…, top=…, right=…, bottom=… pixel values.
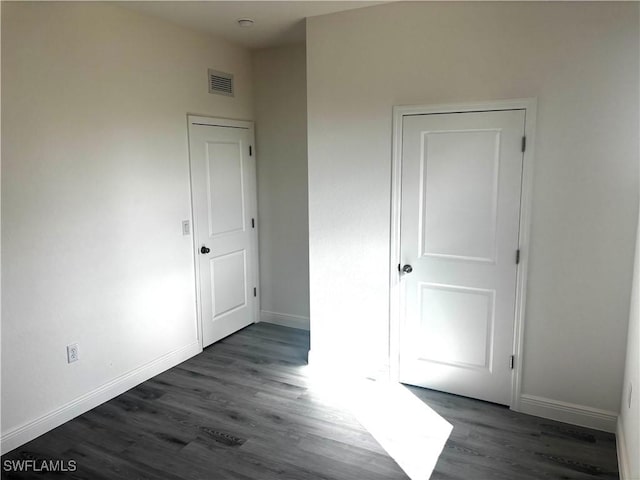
left=252, top=44, right=310, bottom=329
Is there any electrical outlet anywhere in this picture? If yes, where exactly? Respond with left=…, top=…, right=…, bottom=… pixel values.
left=182, top=220, right=191, bottom=236
left=629, top=382, right=633, bottom=409
left=67, top=344, right=79, bottom=363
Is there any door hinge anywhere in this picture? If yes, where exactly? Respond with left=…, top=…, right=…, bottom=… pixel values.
left=251, top=218, right=255, bottom=228
left=253, top=287, right=257, bottom=297
left=249, top=145, right=253, bottom=156
left=516, top=249, right=521, bottom=265
left=510, top=355, right=515, bottom=370
left=521, top=136, right=526, bottom=153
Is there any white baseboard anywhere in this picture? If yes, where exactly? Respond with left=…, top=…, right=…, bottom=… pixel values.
left=518, top=394, right=618, bottom=433
left=260, top=310, right=309, bottom=330
left=1, top=341, right=201, bottom=455
left=616, top=417, right=631, bottom=480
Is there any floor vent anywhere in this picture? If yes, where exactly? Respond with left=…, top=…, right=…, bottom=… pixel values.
left=208, top=69, right=234, bottom=97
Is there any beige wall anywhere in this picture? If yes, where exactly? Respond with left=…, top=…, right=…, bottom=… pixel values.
left=307, top=2, right=639, bottom=415
left=1, top=1, right=252, bottom=450
left=252, top=44, right=310, bottom=329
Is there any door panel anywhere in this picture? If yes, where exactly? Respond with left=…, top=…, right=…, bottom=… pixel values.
left=189, top=120, right=258, bottom=348
left=400, top=110, right=524, bottom=405
left=206, top=141, right=245, bottom=237
left=420, top=130, right=500, bottom=262
left=416, top=283, right=494, bottom=370
left=211, top=250, right=247, bottom=318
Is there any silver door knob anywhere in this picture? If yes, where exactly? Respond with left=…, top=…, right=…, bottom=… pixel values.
left=200, top=245, right=211, bottom=254
left=402, top=264, right=413, bottom=274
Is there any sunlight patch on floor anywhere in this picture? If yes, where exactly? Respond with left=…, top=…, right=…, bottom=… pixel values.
left=307, top=369, right=453, bottom=480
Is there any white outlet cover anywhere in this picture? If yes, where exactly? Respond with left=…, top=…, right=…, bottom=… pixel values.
left=67, top=344, right=79, bottom=363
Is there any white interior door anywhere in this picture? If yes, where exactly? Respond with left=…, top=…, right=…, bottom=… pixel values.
left=399, top=109, right=525, bottom=405
left=188, top=117, right=258, bottom=348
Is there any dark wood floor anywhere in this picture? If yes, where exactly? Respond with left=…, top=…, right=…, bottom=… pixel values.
left=409, top=387, right=618, bottom=480
left=2, top=323, right=619, bottom=479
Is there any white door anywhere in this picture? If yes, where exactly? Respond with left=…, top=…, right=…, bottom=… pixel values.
left=188, top=117, right=259, bottom=348
left=399, top=109, right=525, bottom=405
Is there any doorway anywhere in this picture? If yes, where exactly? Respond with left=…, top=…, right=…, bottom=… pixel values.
left=390, top=100, right=536, bottom=408
left=188, top=116, right=259, bottom=348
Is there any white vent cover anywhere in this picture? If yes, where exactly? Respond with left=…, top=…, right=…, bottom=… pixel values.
left=208, top=69, right=234, bottom=97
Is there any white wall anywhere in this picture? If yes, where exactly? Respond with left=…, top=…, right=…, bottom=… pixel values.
left=252, top=44, right=310, bottom=330
left=307, top=2, right=639, bottom=416
left=619, top=208, right=639, bottom=479
left=1, top=1, right=252, bottom=451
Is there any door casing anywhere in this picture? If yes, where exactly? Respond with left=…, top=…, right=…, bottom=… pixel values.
left=389, top=99, right=537, bottom=410
left=187, top=115, right=260, bottom=349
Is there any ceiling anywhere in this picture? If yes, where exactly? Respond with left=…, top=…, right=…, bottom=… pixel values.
left=120, top=1, right=386, bottom=49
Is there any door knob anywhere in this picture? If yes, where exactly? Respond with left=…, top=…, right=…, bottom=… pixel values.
left=200, top=245, right=210, bottom=254
left=401, top=264, right=413, bottom=274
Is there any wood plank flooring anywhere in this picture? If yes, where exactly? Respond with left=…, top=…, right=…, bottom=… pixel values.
left=408, top=387, right=619, bottom=480
left=2, top=323, right=619, bottom=479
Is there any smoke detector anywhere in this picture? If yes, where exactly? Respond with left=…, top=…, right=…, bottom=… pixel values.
left=237, top=18, right=254, bottom=28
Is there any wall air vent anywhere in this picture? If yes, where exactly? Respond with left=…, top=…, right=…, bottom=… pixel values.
left=208, top=69, right=234, bottom=97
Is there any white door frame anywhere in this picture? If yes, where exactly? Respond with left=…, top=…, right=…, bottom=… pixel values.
left=186, top=115, right=260, bottom=349
left=389, top=99, right=537, bottom=410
